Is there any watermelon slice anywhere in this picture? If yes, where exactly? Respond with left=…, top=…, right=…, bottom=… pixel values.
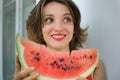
left=16, top=34, right=99, bottom=80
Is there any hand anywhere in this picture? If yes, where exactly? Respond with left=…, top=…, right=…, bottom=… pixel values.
left=76, top=77, right=87, bottom=80
left=13, top=56, right=39, bottom=80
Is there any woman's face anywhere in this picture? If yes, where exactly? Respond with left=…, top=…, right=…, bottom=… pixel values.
left=42, top=2, right=74, bottom=52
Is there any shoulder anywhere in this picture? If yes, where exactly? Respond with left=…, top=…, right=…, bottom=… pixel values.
left=93, top=60, right=107, bottom=80
left=97, top=60, right=106, bottom=70
left=95, top=60, right=106, bottom=74
left=98, top=60, right=105, bottom=67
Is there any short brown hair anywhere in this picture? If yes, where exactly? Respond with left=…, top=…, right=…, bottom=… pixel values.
left=26, top=0, right=88, bottom=51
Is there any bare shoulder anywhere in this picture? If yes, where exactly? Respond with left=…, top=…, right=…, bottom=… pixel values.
left=98, top=60, right=105, bottom=69
left=93, top=60, right=107, bottom=80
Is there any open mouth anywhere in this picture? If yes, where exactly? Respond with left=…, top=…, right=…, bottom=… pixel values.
left=51, top=34, right=66, bottom=41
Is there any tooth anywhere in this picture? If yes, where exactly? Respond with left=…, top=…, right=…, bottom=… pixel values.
left=53, top=35, right=64, bottom=38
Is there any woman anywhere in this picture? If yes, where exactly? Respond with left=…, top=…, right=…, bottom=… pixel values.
left=14, top=0, right=106, bottom=80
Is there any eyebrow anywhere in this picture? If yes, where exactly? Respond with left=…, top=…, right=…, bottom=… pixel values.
left=44, top=14, right=53, bottom=17
left=64, top=13, right=71, bottom=16
left=44, top=13, right=71, bottom=17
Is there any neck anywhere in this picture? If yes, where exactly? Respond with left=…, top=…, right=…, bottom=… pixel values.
left=47, top=46, right=70, bottom=53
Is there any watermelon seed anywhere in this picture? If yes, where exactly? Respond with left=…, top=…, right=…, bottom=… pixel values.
left=53, top=61, right=57, bottom=64
left=50, top=60, right=79, bottom=71
left=57, top=65, right=61, bottom=69
left=50, top=61, right=57, bottom=66
left=55, top=62, right=59, bottom=66
left=89, top=55, right=92, bottom=59
left=61, top=66, right=67, bottom=71
left=35, top=52, right=39, bottom=56
left=34, top=52, right=40, bottom=61
left=84, top=54, right=87, bottom=58
left=50, top=63, right=54, bottom=66
left=59, top=58, right=64, bottom=62
left=66, top=65, right=70, bottom=70
left=34, top=57, right=40, bottom=61
left=60, top=64, right=71, bottom=71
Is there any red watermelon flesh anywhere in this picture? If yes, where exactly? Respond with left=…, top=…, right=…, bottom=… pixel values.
left=16, top=35, right=99, bottom=80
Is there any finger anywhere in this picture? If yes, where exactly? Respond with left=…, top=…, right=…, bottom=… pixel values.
left=15, top=55, right=21, bottom=73
left=23, top=73, right=39, bottom=80
left=17, top=67, right=35, bottom=78
left=14, top=67, right=35, bottom=80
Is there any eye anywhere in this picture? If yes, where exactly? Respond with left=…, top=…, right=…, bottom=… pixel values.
left=45, top=18, right=54, bottom=23
left=64, top=17, right=72, bottom=23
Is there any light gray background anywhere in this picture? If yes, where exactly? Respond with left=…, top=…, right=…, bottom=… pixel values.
left=74, top=0, right=120, bottom=80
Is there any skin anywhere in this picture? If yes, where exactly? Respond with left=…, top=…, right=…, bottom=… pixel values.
left=42, top=2, right=74, bottom=53
left=13, top=56, right=39, bottom=80
left=14, top=2, right=107, bottom=80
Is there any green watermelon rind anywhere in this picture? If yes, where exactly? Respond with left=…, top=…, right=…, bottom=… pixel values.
left=16, top=34, right=28, bottom=69
left=16, top=34, right=41, bottom=79
left=39, top=76, right=77, bottom=80
left=16, top=34, right=99, bottom=80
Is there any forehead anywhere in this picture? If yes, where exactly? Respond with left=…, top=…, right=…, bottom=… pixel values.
left=43, top=2, right=71, bottom=15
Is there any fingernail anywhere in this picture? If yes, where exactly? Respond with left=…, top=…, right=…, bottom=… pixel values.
left=35, top=73, right=39, bottom=76
left=30, top=67, right=35, bottom=70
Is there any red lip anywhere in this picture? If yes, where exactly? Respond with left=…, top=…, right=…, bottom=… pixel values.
left=51, top=34, right=66, bottom=41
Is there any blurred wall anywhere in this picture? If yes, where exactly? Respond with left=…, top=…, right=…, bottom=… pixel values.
left=1, top=0, right=35, bottom=80
left=2, top=0, right=16, bottom=80
left=0, top=0, right=3, bottom=79
left=74, top=0, right=120, bottom=80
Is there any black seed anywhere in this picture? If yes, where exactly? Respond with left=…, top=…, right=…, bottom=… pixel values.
left=50, top=63, right=54, bottom=66
left=36, top=52, right=39, bottom=56
left=62, top=66, right=67, bottom=71
left=55, top=62, right=59, bottom=66
left=34, top=57, right=40, bottom=61
left=84, top=54, right=87, bottom=58
left=57, top=65, right=61, bottom=69
left=61, top=64, right=71, bottom=71
left=53, top=61, right=57, bottom=64
left=59, top=58, right=64, bottom=62
left=50, top=61, right=57, bottom=66
left=90, top=55, right=92, bottom=59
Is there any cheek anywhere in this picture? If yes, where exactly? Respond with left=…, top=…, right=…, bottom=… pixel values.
left=42, top=25, right=49, bottom=33
left=42, top=25, right=52, bottom=37
left=67, top=25, right=74, bottom=34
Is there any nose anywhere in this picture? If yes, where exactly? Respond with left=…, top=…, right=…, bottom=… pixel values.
left=54, top=20, right=63, bottom=32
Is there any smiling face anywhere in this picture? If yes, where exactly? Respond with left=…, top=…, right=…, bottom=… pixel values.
left=42, top=2, right=74, bottom=52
